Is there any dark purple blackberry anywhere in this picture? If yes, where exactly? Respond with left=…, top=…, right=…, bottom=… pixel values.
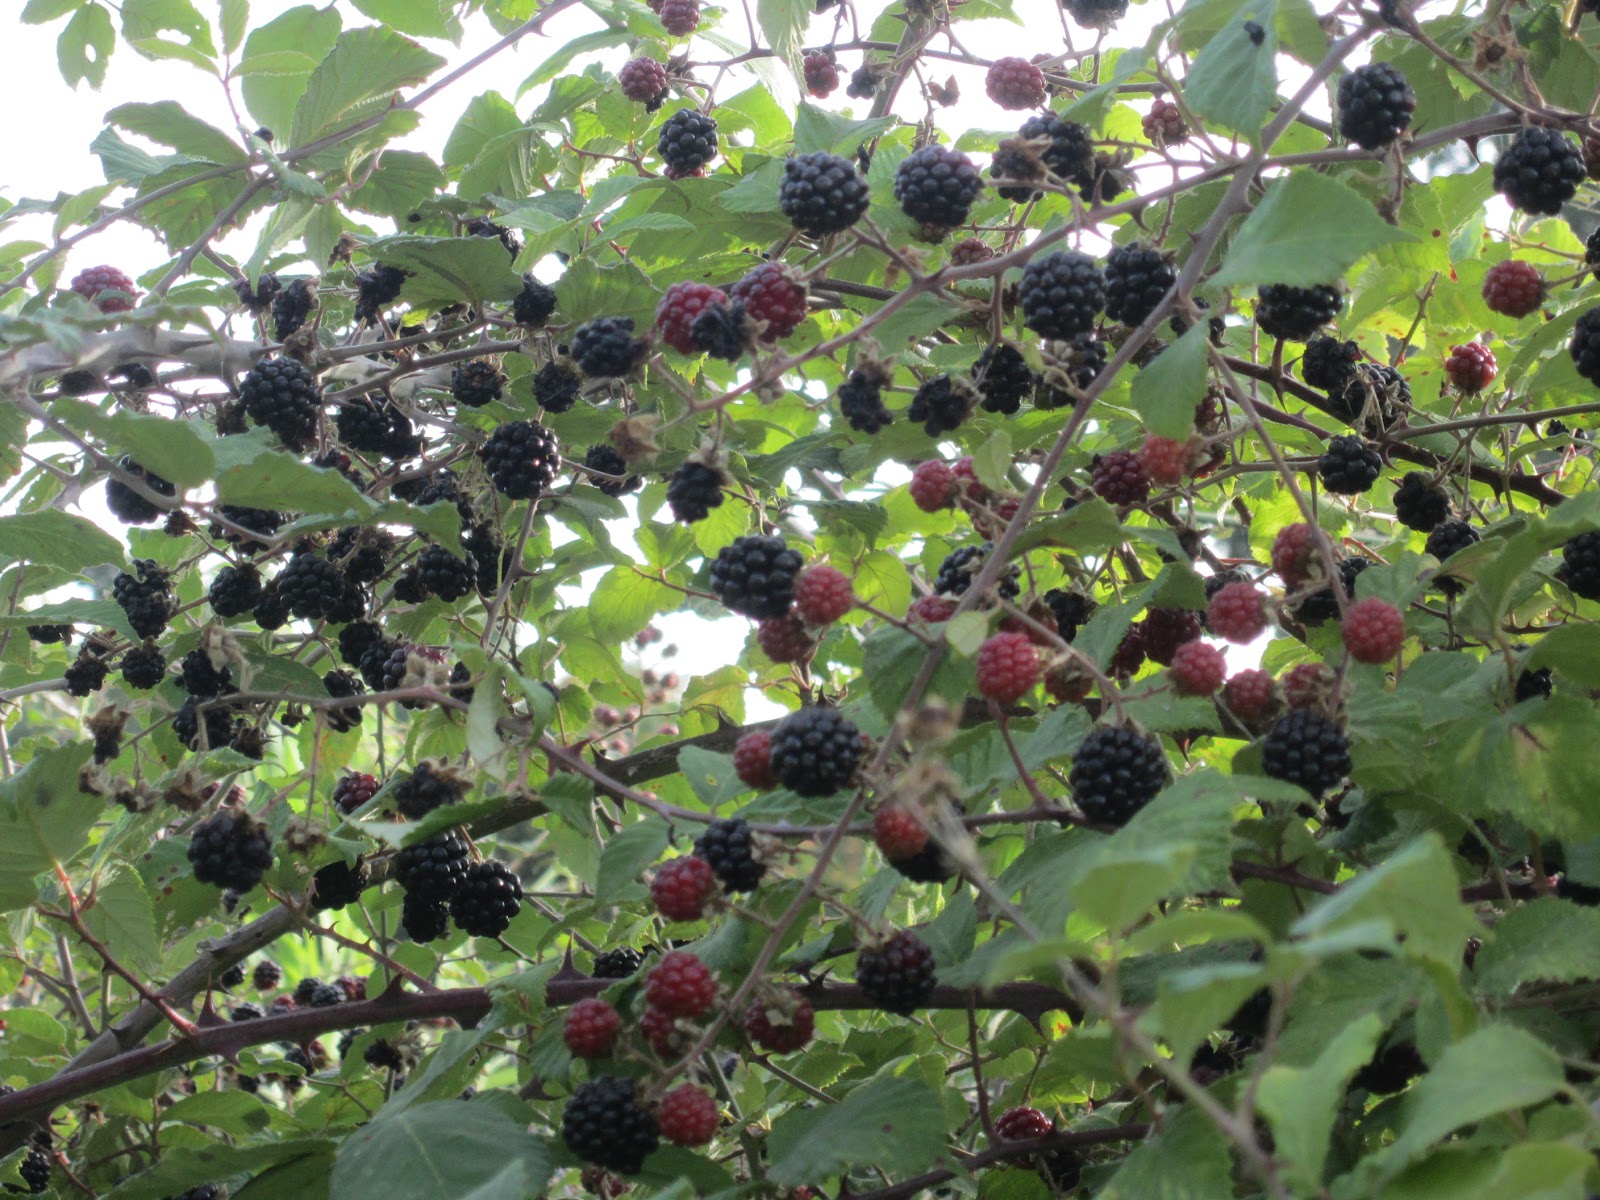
left=1043, top=588, right=1096, bottom=640
left=1336, top=62, right=1415, bottom=150
left=479, top=420, right=561, bottom=500
left=1300, top=336, right=1361, bottom=391
left=667, top=461, right=726, bottom=523
left=1351, top=1042, right=1425, bottom=1095
left=1389, top=472, right=1448, bottom=533
left=306, top=981, right=346, bottom=1007
left=1327, top=361, right=1406, bottom=433
left=271, top=278, right=316, bottom=341
left=1255, top=284, right=1343, bottom=341
left=358, top=636, right=398, bottom=689
left=65, top=652, right=109, bottom=697
left=277, top=552, right=345, bottom=620
left=689, top=300, right=748, bottom=361
left=583, top=444, right=640, bottom=496
left=338, top=622, right=383, bottom=671
left=907, top=374, right=977, bottom=436
left=658, top=109, right=718, bottom=174
left=252, top=583, right=289, bottom=631
left=709, top=535, right=804, bottom=619
left=513, top=274, right=558, bottom=326
left=394, top=829, right=472, bottom=901
left=1261, top=710, right=1351, bottom=795
left=1295, top=557, right=1371, bottom=625
left=593, top=947, right=645, bottom=978
left=448, top=661, right=475, bottom=706
left=400, top=891, right=450, bottom=942
left=363, top=1038, right=405, bottom=1071
left=1069, top=725, right=1170, bottom=825
left=119, top=643, right=167, bottom=690
left=239, top=356, right=321, bottom=451
left=403, top=469, right=473, bottom=517
left=571, top=317, right=645, bottom=378
left=767, top=706, right=863, bottom=797
left=856, top=929, right=937, bottom=1015
left=451, top=359, right=504, bottom=408
left=1560, top=530, right=1600, bottom=601
left=322, top=669, right=364, bottom=733
left=207, top=564, right=264, bottom=619
left=846, top=64, right=877, bottom=99
left=293, top=976, right=326, bottom=1006
left=778, top=151, right=871, bottom=237
left=310, top=857, right=370, bottom=912
left=230, top=1001, right=264, bottom=1021
left=465, top=216, right=524, bottom=259
left=394, top=761, right=466, bottom=820
left=1063, top=0, right=1127, bottom=27
left=14, top=1146, right=49, bottom=1194
left=1103, top=242, right=1175, bottom=327
left=1425, top=519, right=1479, bottom=595
left=993, top=113, right=1094, bottom=203
left=252, top=960, right=281, bottom=990
left=179, top=648, right=233, bottom=698
left=213, top=505, right=285, bottom=554
left=975, top=344, right=1035, bottom=415
left=236, top=271, right=281, bottom=314
left=1587, top=226, right=1600, bottom=275
left=415, top=544, right=477, bottom=603
left=935, top=544, right=1021, bottom=599
left=464, top=523, right=510, bottom=595
left=105, top=457, right=176, bottom=525
left=354, top=264, right=408, bottom=323
left=1515, top=663, right=1553, bottom=702
left=218, top=963, right=246, bottom=990
left=26, top=624, right=72, bottom=645
left=335, top=398, right=419, bottom=458
left=327, top=528, right=393, bottom=584
left=533, top=358, right=582, bottom=412
left=562, top=1076, right=661, bottom=1175
left=694, top=817, right=765, bottom=892
left=173, top=696, right=238, bottom=751
left=1493, top=128, right=1585, bottom=216
left=892, top=144, right=984, bottom=232
left=112, top=560, right=175, bottom=639
left=1317, top=436, right=1382, bottom=495
left=1570, top=308, right=1600, bottom=386
left=59, top=369, right=100, bottom=395
left=1019, top=251, right=1105, bottom=340
left=838, top=365, right=894, bottom=433
left=187, top=807, right=274, bottom=892
left=450, top=860, right=523, bottom=937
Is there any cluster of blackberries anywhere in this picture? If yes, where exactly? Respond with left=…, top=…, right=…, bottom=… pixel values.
left=394, top=829, right=523, bottom=942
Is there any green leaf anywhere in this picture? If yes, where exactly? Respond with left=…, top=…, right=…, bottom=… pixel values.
left=1214, top=171, right=1413, bottom=288
left=107, top=101, right=247, bottom=164
left=588, top=568, right=676, bottom=644
left=944, top=610, right=989, bottom=657
left=81, top=869, right=162, bottom=974
left=349, top=0, right=461, bottom=39
left=1257, top=1014, right=1384, bottom=1194
left=756, top=0, right=809, bottom=74
left=214, top=446, right=373, bottom=520
left=0, top=600, right=134, bottom=641
left=1072, top=843, right=1195, bottom=934
left=364, top=234, right=525, bottom=306
left=239, top=5, right=342, bottom=136
left=0, top=510, right=125, bottom=572
left=1102, top=1104, right=1232, bottom=1199
left=1129, top=323, right=1209, bottom=439
left=105, top=1138, right=338, bottom=1200
left=58, top=2, right=115, bottom=89
left=218, top=0, right=247, bottom=55
left=793, top=105, right=894, bottom=157
left=23, top=0, right=84, bottom=22
left=287, top=26, right=446, bottom=149
left=767, top=1075, right=946, bottom=1187
left=0, top=743, right=98, bottom=911
left=678, top=746, right=746, bottom=808
left=51, top=399, right=216, bottom=486
left=1472, top=897, right=1600, bottom=994
left=332, top=1102, right=551, bottom=1200
left=971, top=429, right=1012, bottom=493
left=1181, top=0, right=1279, bottom=142
left=596, top=821, right=670, bottom=902
left=1526, top=622, right=1600, bottom=687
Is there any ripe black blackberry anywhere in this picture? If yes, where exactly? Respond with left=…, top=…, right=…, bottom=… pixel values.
left=779, top=152, right=871, bottom=237
left=1425, top=519, right=1479, bottom=595
left=363, top=1038, right=406, bottom=1071
left=251, top=960, right=281, bottom=990
left=562, top=1076, right=661, bottom=1175
left=1570, top=308, right=1600, bottom=386
left=1560, top=530, right=1600, bottom=601
left=1392, top=471, right=1449, bottom=531
left=276, top=552, right=345, bottom=620
left=907, top=374, right=977, bottom=436
left=1103, top=242, right=1176, bottom=327
left=709, top=535, right=804, bottom=619
left=271, top=278, right=316, bottom=341
left=856, top=930, right=937, bottom=1015
left=1044, top=588, right=1096, bottom=640
left=513, top=274, right=558, bottom=326
left=65, top=652, right=109, bottom=697
left=1493, top=127, right=1585, bottom=216
left=533, top=358, right=582, bottom=412
left=835, top=363, right=893, bottom=433
left=935, top=544, right=1021, bottom=599
left=327, top=528, right=394, bottom=583
left=239, top=356, right=322, bottom=451
left=173, top=696, right=238, bottom=751
left=695, top=817, right=766, bottom=892
left=15, top=1146, right=49, bottom=1194
left=1294, top=557, right=1370, bottom=625
left=1317, top=435, right=1382, bottom=495
left=1019, top=251, right=1105, bottom=340
left=105, top=456, right=176, bottom=524
left=338, top=622, right=383, bottom=671
left=310, top=857, right=370, bottom=912
left=893, top=144, right=984, bottom=233
left=464, top=522, right=510, bottom=595
left=994, top=113, right=1094, bottom=202
left=1300, top=336, right=1361, bottom=391
left=119, top=642, right=167, bottom=690
left=450, top=860, right=524, bottom=937
left=975, top=344, right=1035, bottom=415
left=358, top=636, right=398, bottom=689
left=415, top=544, right=477, bottom=603
left=112, top=560, right=174, bottom=639
left=235, top=271, right=281, bottom=314
left=846, top=64, right=877, bottom=99
left=593, top=946, right=645, bottom=978
left=213, top=505, right=285, bottom=555
left=479, top=420, right=561, bottom=500
left=451, top=359, right=504, bottom=408
left=571, top=317, right=645, bottom=378
left=394, top=829, right=472, bottom=901
left=1069, top=725, right=1170, bottom=825
left=768, top=706, right=863, bottom=797
left=179, top=649, right=233, bottom=698
left=583, top=444, right=640, bottom=496
left=187, top=808, right=274, bottom=892
left=307, top=981, right=346, bottom=1007
left=207, top=564, right=264, bottom=619
left=252, top=582, right=289, bottom=631
left=667, top=460, right=726, bottom=523
left=400, top=891, right=450, bottom=942
left=26, top=624, right=72, bottom=645
left=1327, top=361, right=1406, bottom=434
left=354, top=264, right=408, bottom=323
left=1255, top=284, right=1342, bottom=341
left=395, top=761, right=466, bottom=819
left=1261, top=710, right=1351, bottom=795
left=465, top=216, right=524, bottom=259
left=689, top=300, right=748, bottom=361
left=322, top=669, right=364, bottom=733
left=335, top=398, right=419, bottom=458
left=218, top=963, right=246, bottom=989
left=1063, top=0, right=1127, bottom=26
left=1336, top=62, right=1415, bottom=150
left=658, top=108, right=718, bottom=174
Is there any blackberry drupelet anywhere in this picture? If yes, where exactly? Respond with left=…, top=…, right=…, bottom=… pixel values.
left=415, top=543, right=477, bottom=603
left=658, top=109, right=718, bottom=174
left=451, top=359, right=504, bottom=408
left=768, top=706, right=864, bottom=797
left=277, top=552, right=344, bottom=620
left=562, top=1076, right=661, bottom=1175
left=593, top=946, right=646, bottom=978
left=239, top=356, right=322, bottom=451
left=571, top=316, right=645, bottom=378
left=179, top=648, right=233, bottom=698
left=1261, top=710, right=1351, bottom=795
left=394, top=761, right=465, bottom=820
left=1560, top=530, right=1600, bottom=601
left=105, top=456, right=176, bottom=524
left=1255, top=284, right=1343, bottom=341
left=838, top=366, right=895, bottom=432
left=666, top=461, right=725, bottom=522
left=120, top=643, right=167, bottom=690
left=856, top=930, right=937, bottom=1015
left=1019, top=251, right=1105, bottom=340
left=322, top=669, right=364, bottom=733
left=1069, top=725, right=1170, bottom=825
left=393, top=829, right=472, bottom=901
left=533, top=358, right=583, bottom=413
left=1336, top=62, right=1416, bottom=150
left=400, top=891, right=450, bottom=942
left=695, top=817, right=766, bottom=892
left=310, top=857, right=370, bottom=912
left=112, top=560, right=175, bottom=639
left=1570, top=308, right=1600, bottom=386
left=778, top=152, right=871, bottom=237
left=208, top=564, right=264, bottom=618
left=354, top=264, right=407, bottom=323
left=1425, top=519, right=1479, bottom=595
left=479, top=420, right=561, bottom=500
left=1103, top=242, right=1175, bottom=327
left=583, top=444, right=640, bottom=496
left=975, top=343, right=1035, bottom=414
left=935, top=544, right=1021, bottom=599
left=450, top=860, right=524, bottom=937
left=1317, top=435, right=1382, bottom=494
left=892, top=144, right=984, bottom=233
left=187, top=808, right=274, bottom=892
left=907, top=373, right=978, bottom=436
left=1300, top=336, right=1361, bottom=391
left=709, top=534, right=804, bottom=619
left=271, top=278, right=316, bottom=341
left=513, top=274, right=558, bottom=326
left=1494, top=127, right=1585, bottom=215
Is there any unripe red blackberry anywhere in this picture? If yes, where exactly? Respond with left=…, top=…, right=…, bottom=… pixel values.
left=950, top=237, right=995, bottom=265
left=1336, top=62, right=1415, bottom=150
left=910, top=460, right=958, bottom=512
left=768, top=706, right=863, bottom=797
left=188, top=808, right=274, bottom=892
left=645, top=950, right=717, bottom=1018
left=1138, top=607, right=1202, bottom=666
left=1342, top=597, right=1404, bottom=664
left=651, top=854, right=717, bottom=920
left=1255, top=284, right=1342, bottom=342
left=1138, top=435, right=1189, bottom=486
left=655, top=281, right=727, bottom=354
left=1207, top=582, right=1268, bottom=644
left=856, top=929, right=937, bottom=1015
left=619, top=56, right=669, bottom=104
left=658, top=1085, right=720, bottom=1147
left=873, top=804, right=929, bottom=860
left=1091, top=449, right=1150, bottom=505
left=658, top=109, right=717, bottom=174
left=105, top=457, right=176, bottom=525
left=744, top=989, right=815, bottom=1052
left=1019, top=251, right=1105, bottom=340
left=729, top=262, right=807, bottom=340
left=778, top=152, right=871, bottom=237
left=733, top=730, right=777, bottom=790
left=1142, top=98, right=1187, bottom=145
left=1317, top=435, right=1382, bottom=495
left=1261, top=710, right=1351, bottom=795
left=563, top=1076, right=661, bottom=1175
left=450, top=860, right=523, bottom=938
left=1271, top=523, right=1319, bottom=587
left=803, top=51, right=840, bottom=97
left=976, top=631, right=1040, bottom=703
left=1481, top=260, right=1544, bottom=318
left=755, top=612, right=815, bottom=664
left=893, top=144, right=984, bottom=234
left=985, top=57, right=1047, bottom=110
left=1444, top=342, right=1496, bottom=392
left=1169, top=640, right=1226, bottom=696
left=794, top=565, right=854, bottom=624
left=995, top=1106, right=1054, bottom=1141
left=564, top=997, right=622, bottom=1058
left=1070, top=725, right=1169, bottom=824
left=479, top=420, right=561, bottom=500
left=239, top=356, right=322, bottom=451
left=333, top=772, right=379, bottom=814
left=1223, top=668, right=1278, bottom=721
left=70, top=264, right=139, bottom=313
left=659, top=0, right=700, bottom=35
left=1493, top=127, right=1585, bottom=216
